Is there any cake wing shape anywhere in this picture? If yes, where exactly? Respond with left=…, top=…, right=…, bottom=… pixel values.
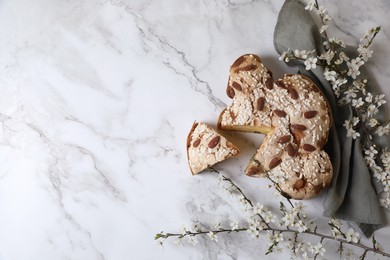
left=187, top=122, right=240, bottom=175
left=219, top=54, right=333, bottom=199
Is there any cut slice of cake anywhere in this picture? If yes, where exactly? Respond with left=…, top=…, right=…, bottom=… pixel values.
left=186, top=122, right=240, bottom=175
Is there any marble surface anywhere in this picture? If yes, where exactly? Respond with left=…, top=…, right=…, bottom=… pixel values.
left=0, top=0, right=389, bottom=259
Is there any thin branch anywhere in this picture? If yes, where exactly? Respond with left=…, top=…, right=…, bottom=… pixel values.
left=156, top=226, right=390, bottom=258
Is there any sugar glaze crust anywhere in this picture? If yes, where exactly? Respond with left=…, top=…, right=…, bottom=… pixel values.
left=219, top=54, right=333, bottom=200
left=187, top=122, right=240, bottom=175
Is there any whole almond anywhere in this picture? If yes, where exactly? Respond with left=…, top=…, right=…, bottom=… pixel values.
left=288, top=88, right=299, bottom=100
left=286, top=143, right=297, bottom=157
left=227, top=86, right=235, bottom=99
left=247, top=165, right=262, bottom=176
left=304, top=110, right=318, bottom=119
left=256, top=97, right=265, bottom=111
left=269, top=157, right=282, bottom=169
left=229, top=110, right=237, bottom=121
left=275, top=80, right=286, bottom=88
left=274, top=110, right=287, bottom=117
left=294, top=179, right=306, bottom=189
left=310, top=84, right=319, bottom=92
left=278, top=135, right=291, bottom=144
left=232, top=81, right=242, bottom=91
left=265, top=78, right=273, bottom=90
left=231, top=56, right=245, bottom=68
left=240, top=64, right=257, bottom=71
left=192, top=138, right=201, bottom=148
left=208, top=136, right=221, bottom=148
left=290, top=124, right=307, bottom=131
left=303, top=144, right=316, bottom=152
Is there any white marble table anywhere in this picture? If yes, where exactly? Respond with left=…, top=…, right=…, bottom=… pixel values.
left=1, top=0, right=389, bottom=259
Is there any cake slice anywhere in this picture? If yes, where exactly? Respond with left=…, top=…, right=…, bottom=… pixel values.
left=187, top=122, right=240, bottom=175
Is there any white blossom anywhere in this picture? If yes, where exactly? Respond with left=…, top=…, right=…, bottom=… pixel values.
left=339, top=51, right=350, bottom=62
left=365, top=92, right=373, bottom=103
left=347, top=57, right=364, bottom=79
left=329, top=38, right=346, bottom=48
left=373, top=170, right=386, bottom=182
left=376, top=124, right=390, bottom=136
left=217, top=173, right=224, bottom=183
left=367, top=103, right=379, bottom=117
left=304, top=57, right=318, bottom=70
left=319, top=24, right=328, bottom=34
left=343, top=119, right=360, bottom=139
left=292, top=202, right=305, bottom=216
left=173, top=238, right=183, bottom=246
left=317, top=5, right=327, bottom=16
left=384, top=183, right=390, bottom=192
left=239, top=195, right=252, bottom=212
left=344, top=88, right=358, bottom=103
left=368, top=118, right=378, bottom=127
left=382, top=151, right=390, bottom=169
left=352, top=98, right=364, bottom=108
left=295, top=220, right=308, bottom=233
left=330, top=218, right=342, bottom=238
left=322, top=14, right=331, bottom=23
left=273, top=190, right=284, bottom=200
left=380, top=193, right=390, bottom=208
left=357, top=44, right=373, bottom=61
left=279, top=51, right=288, bottom=61
left=351, top=117, right=360, bottom=126
left=346, top=228, right=360, bottom=243
left=304, top=0, right=316, bottom=11
left=273, top=233, right=284, bottom=243
left=247, top=226, right=260, bottom=238
left=247, top=219, right=261, bottom=238
left=281, top=213, right=295, bottom=226
left=351, top=131, right=360, bottom=139
left=294, top=50, right=308, bottom=59
left=353, top=79, right=367, bottom=94
left=375, top=94, right=386, bottom=107
left=207, top=231, right=218, bottom=242
left=319, top=50, right=335, bottom=65
left=332, top=78, right=347, bottom=97
left=313, top=242, right=326, bottom=256
left=365, top=155, right=376, bottom=167
left=214, top=222, right=222, bottom=230
left=230, top=220, right=239, bottom=231
left=181, top=225, right=189, bottom=235
left=335, top=51, right=349, bottom=65
left=324, top=69, right=337, bottom=82
left=263, top=211, right=276, bottom=224
left=365, top=146, right=378, bottom=158
left=269, top=170, right=285, bottom=183
left=249, top=218, right=260, bottom=229
left=252, top=203, right=265, bottom=215
left=192, top=222, right=201, bottom=232
left=187, top=235, right=198, bottom=245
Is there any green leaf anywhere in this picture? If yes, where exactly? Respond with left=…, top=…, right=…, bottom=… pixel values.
left=372, top=235, right=377, bottom=250
left=280, top=201, right=286, bottom=213
left=208, top=167, right=219, bottom=173
left=253, top=159, right=261, bottom=165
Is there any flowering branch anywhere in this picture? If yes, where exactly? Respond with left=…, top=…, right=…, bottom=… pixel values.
left=279, top=0, right=390, bottom=209
left=155, top=171, right=390, bottom=258
left=215, top=168, right=272, bottom=228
